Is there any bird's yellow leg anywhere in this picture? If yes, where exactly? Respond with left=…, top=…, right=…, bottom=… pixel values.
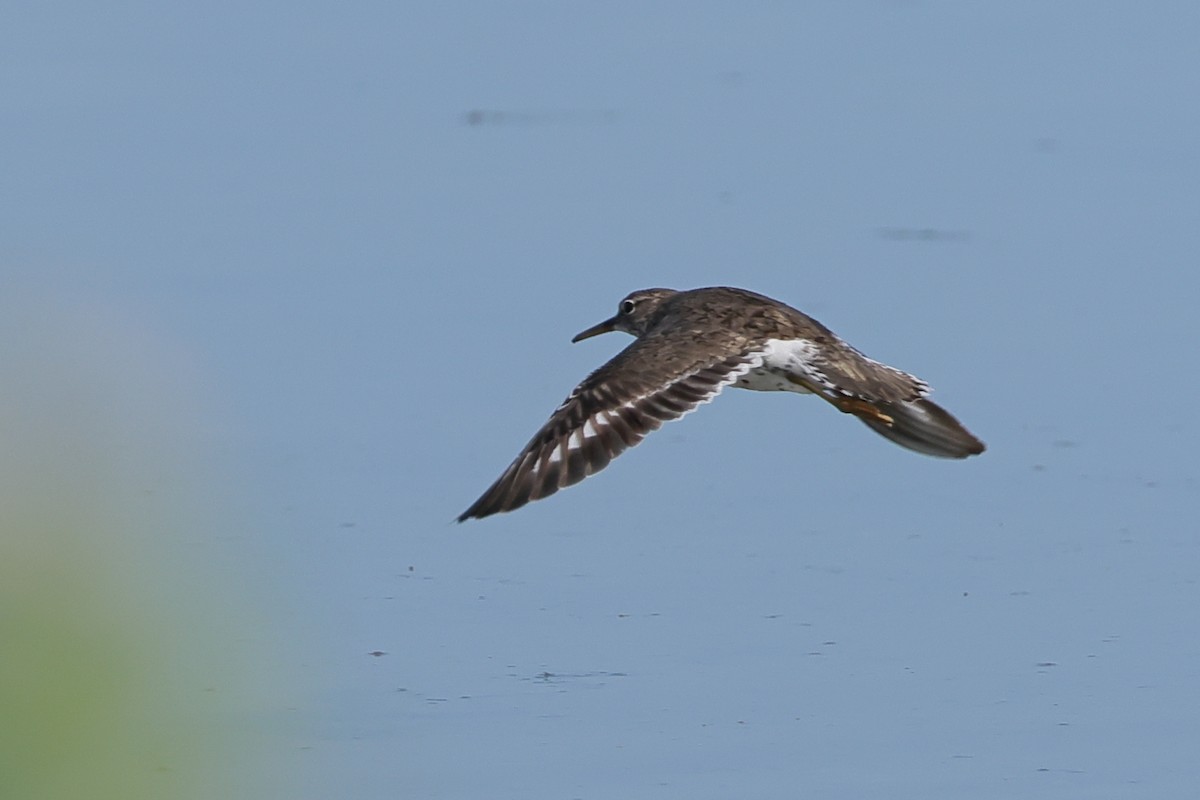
left=834, top=397, right=894, bottom=425
left=785, top=374, right=894, bottom=425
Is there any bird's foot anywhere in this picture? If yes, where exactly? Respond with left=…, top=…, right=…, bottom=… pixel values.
left=834, top=397, right=894, bottom=426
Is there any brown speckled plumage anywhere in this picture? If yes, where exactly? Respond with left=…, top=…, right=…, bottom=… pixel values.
left=458, top=287, right=983, bottom=521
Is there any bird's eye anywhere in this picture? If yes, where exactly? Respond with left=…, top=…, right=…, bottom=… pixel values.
left=620, top=299, right=636, bottom=314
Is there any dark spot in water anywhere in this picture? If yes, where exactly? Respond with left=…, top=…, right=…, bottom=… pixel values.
left=463, top=108, right=618, bottom=128
left=878, top=227, right=971, bottom=242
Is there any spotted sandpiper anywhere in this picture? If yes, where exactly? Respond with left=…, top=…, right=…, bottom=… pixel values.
left=458, top=286, right=984, bottom=521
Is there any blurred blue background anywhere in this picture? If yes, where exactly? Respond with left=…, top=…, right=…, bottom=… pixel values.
left=4, top=2, right=1198, bottom=798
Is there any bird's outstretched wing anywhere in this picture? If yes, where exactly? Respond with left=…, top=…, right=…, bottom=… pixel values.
left=779, top=337, right=985, bottom=459
left=458, top=332, right=763, bottom=521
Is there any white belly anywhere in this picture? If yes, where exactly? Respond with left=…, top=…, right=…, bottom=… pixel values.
left=733, top=367, right=812, bottom=393
left=732, top=338, right=820, bottom=394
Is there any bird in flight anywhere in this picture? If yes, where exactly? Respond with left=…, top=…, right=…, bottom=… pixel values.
left=458, top=286, right=984, bottom=521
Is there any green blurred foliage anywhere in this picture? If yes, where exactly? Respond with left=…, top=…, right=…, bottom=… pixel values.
left=0, top=295, right=278, bottom=800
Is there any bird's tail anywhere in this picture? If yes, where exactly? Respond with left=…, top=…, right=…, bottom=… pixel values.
left=856, top=397, right=985, bottom=459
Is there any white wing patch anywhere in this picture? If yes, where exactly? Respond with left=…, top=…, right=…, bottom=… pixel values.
left=460, top=349, right=771, bottom=520
left=570, top=352, right=762, bottom=453
left=541, top=437, right=565, bottom=468
left=738, top=337, right=929, bottom=399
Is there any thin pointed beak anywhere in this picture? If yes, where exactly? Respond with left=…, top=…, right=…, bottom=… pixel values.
left=571, top=315, right=619, bottom=343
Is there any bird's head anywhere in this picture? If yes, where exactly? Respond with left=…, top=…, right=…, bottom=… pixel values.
left=572, top=288, right=678, bottom=342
